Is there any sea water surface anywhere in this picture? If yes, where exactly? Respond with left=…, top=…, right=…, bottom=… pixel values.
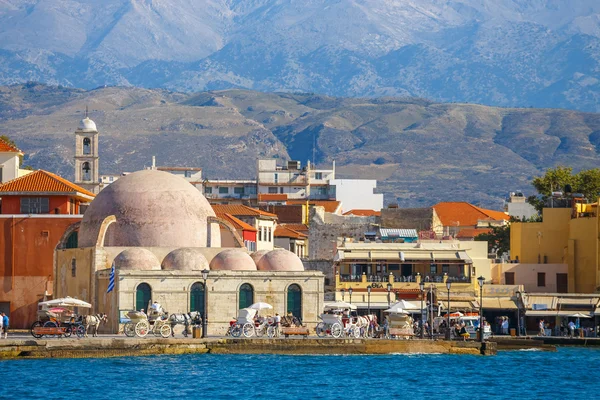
left=1, top=348, right=599, bottom=399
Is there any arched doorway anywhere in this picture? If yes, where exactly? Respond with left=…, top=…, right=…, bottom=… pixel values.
left=287, top=284, right=302, bottom=321
left=239, top=283, right=254, bottom=309
left=136, top=283, right=152, bottom=311
left=190, top=282, right=205, bottom=316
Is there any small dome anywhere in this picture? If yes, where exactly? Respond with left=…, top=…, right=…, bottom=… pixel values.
left=114, top=248, right=160, bottom=271
left=79, top=117, right=97, bottom=131
left=257, top=249, right=304, bottom=272
left=250, top=250, right=270, bottom=266
left=162, top=248, right=209, bottom=271
left=209, top=249, right=257, bottom=271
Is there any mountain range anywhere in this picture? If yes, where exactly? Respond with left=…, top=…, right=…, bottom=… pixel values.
left=1, top=1, right=600, bottom=111
left=1, top=83, right=599, bottom=209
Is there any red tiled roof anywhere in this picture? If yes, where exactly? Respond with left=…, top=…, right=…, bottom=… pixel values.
left=218, top=213, right=257, bottom=232
left=456, top=227, right=493, bottom=239
left=258, top=193, right=288, bottom=201
left=343, top=209, right=381, bottom=217
left=211, top=204, right=278, bottom=218
left=433, top=202, right=509, bottom=227
left=280, top=223, right=308, bottom=233
left=0, top=170, right=95, bottom=199
left=274, top=225, right=307, bottom=239
left=287, top=200, right=341, bottom=214
left=0, top=137, right=22, bottom=153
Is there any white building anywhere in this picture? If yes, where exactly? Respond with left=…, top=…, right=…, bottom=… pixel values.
left=329, top=179, right=383, bottom=213
left=505, top=191, right=537, bottom=220
left=257, top=159, right=334, bottom=200
left=0, top=138, right=23, bottom=183
left=203, top=179, right=257, bottom=203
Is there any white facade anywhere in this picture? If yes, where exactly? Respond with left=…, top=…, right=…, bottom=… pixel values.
left=257, top=159, right=335, bottom=200
left=329, top=179, right=383, bottom=212
left=204, top=179, right=257, bottom=202
left=255, top=218, right=276, bottom=251
left=0, top=151, right=20, bottom=183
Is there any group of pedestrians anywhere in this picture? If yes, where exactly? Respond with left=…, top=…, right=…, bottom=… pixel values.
left=0, top=313, right=9, bottom=338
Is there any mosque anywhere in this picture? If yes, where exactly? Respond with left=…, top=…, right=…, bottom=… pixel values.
left=53, top=116, right=324, bottom=334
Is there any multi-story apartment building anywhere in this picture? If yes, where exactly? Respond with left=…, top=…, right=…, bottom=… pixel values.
left=257, top=159, right=334, bottom=200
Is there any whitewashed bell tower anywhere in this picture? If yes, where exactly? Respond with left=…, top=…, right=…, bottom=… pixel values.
left=74, top=108, right=100, bottom=194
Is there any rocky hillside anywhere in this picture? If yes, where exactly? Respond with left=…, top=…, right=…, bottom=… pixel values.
left=1, top=83, right=599, bottom=208
left=1, top=1, right=600, bottom=111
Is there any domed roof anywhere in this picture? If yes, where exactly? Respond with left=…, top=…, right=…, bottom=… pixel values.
left=162, top=248, right=209, bottom=271
left=257, top=249, right=304, bottom=272
left=114, top=248, right=160, bottom=271
left=79, top=170, right=220, bottom=247
left=209, top=249, right=257, bottom=271
left=79, top=117, right=97, bottom=132
left=250, top=250, right=270, bottom=266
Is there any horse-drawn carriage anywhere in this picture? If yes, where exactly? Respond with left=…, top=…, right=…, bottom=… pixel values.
left=229, top=308, right=275, bottom=338
left=316, top=302, right=361, bottom=338
left=123, top=310, right=172, bottom=338
left=30, top=297, right=92, bottom=339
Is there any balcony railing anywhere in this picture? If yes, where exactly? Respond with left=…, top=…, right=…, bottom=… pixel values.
left=259, top=176, right=308, bottom=185
left=338, top=274, right=471, bottom=284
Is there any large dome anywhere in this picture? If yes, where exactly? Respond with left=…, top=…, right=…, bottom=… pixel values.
left=209, top=249, right=257, bottom=271
left=114, top=248, right=160, bottom=271
left=79, top=170, right=220, bottom=247
left=257, top=249, right=305, bottom=272
left=162, top=248, right=209, bottom=271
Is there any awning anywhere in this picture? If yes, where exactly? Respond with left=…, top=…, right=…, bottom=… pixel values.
left=351, top=302, right=395, bottom=310
left=526, top=310, right=593, bottom=317
left=482, top=297, right=518, bottom=310
left=370, top=252, right=403, bottom=260
left=457, top=251, right=473, bottom=263
left=440, top=301, right=477, bottom=310
left=557, top=298, right=598, bottom=306
left=404, top=253, right=433, bottom=261
left=344, top=251, right=370, bottom=260
left=525, top=295, right=558, bottom=310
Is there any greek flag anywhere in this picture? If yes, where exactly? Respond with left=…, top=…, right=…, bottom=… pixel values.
left=106, top=264, right=115, bottom=293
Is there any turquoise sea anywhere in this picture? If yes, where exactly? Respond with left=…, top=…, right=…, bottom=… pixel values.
left=1, top=348, right=599, bottom=399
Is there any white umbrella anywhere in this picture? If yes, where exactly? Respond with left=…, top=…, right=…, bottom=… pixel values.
left=383, top=307, right=409, bottom=314
left=392, top=300, right=422, bottom=311
left=569, top=313, right=591, bottom=318
left=248, top=302, right=273, bottom=310
left=324, top=301, right=357, bottom=310
left=39, top=296, right=92, bottom=308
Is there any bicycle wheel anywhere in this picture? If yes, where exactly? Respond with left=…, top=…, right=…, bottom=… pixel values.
left=30, top=321, right=43, bottom=339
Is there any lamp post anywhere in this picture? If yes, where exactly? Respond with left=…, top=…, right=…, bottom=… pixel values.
left=478, top=275, right=485, bottom=343
left=419, top=280, right=425, bottom=339
left=367, top=285, right=372, bottom=316
left=429, top=284, right=434, bottom=340
left=516, top=291, right=522, bottom=337
left=201, top=269, right=209, bottom=338
left=348, top=287, right=353, bottom=306
left=386, top=283, right=392, bottom=308
left=341, top=289, right=345, bottom=302
left=446, top=281, right=452, bottom=340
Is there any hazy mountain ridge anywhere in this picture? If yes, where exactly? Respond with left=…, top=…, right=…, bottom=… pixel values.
left=1, top=83, right=599, bottom=209
left=1, top=1, right=600, bottom=111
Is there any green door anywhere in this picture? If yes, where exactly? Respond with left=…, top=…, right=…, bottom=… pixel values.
left=239, top=284, right=254, bottom=309
left=190, top=282, right=205, bottom=316
left=135, top=283, right=152, bottom=311
left=287, top=284, right=302, bottom=321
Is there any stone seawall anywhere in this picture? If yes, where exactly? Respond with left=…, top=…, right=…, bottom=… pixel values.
left=0, top=338, right=498, bottom=360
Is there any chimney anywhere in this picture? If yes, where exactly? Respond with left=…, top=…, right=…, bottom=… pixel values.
left=152, top=156, right=156, bottom=170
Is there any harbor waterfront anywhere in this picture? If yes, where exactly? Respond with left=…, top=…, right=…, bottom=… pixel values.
left=1, top=348, right=600, bottom=399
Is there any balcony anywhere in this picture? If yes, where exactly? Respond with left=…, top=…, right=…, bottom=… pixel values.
left=338, top=273, right=471, bottom=284
left=259, top=176, right=308, bottom=186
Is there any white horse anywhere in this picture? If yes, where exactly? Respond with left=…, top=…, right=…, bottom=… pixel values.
left=355, top=315, right=378, bottom=338
left=83, top=314, right=108, bottom=337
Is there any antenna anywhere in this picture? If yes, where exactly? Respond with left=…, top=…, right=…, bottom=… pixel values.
left=312, top=130, right=316, bottom=166
left=85, top=105, right=88, bottom=118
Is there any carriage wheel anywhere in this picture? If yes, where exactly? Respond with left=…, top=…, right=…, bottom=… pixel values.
left=153, top=324, right=163, bottom=337
left=231, top=324, right=242, bottom=338
left=76, top=325, right=86, bottom=338
left=255, top=325, right=265, bottom=337
left=267, top=326, right=276, bottom=338
left=351, top=326, right=361, bottom=338
left=124, top=322, right=135, bottom=337
left=159, top=324, right=172, bottom=338
left=135, top=321, right=149, bottom=338
left=43, top=321, right=59, bottom=338
left=331, top=323, right=343, bottom=338
left=242, top=323, right=255, bottom=338
left=30, top=321, right=43, bottom=339
left=63, top=326, right=72, bottom=338
left=315, top=322, right=326, bottom=338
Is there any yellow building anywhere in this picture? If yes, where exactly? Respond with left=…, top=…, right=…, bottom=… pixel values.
left=511, top=199, right=599, bottom=293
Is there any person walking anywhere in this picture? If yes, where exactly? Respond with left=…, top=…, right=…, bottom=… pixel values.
left=1, top=313, right=8, bottom=339
left=568, top=320, right=576, bottom=338
left=538, top=319, right=545, bottom=336
left=274, top=313, right=281, bottom=337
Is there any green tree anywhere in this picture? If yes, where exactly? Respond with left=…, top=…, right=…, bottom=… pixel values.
left=475, top=224, right=511, bottom=257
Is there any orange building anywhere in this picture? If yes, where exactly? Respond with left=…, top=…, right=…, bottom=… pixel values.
left=433, top=202, right=509, bottom=239
left=0, top=170, right=95, bottom=328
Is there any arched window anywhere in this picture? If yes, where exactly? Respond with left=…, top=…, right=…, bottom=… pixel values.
left=82, top=162, right=91, bottom=181
left=239, top=283, right=254, bottom=309
left=83, top=137, right=91, bottom=155
left=287, top=284, right=302, bottom=321
left=135, top=283, right=152, bottom=311
left=65, top=231, right=78, bottom=249
left=190, top=282, right=205, bottom=316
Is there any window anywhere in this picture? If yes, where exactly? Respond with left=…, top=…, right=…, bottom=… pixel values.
left=205, top=187, right=212, bottom=194
left=268, top=227, right=272, bottom=242
left=274, top=173, right=278, bottom=183
left=442, top=264, right=449, bottom=274
left=136, top=283, right=152, bottom=311
left=258, top=227, right=262, bottom=241
left=268, top=187, right=278, bottom=194
left=190, top=282, right=205, bottom=316
left=317, top=187, right=327, bottom=195
left=279, top=187, right=284, bottom=194
left=287, top=284, right=302, bottom=321
left=185, top=171, right=193, bottom=178
left=20, top=197, right=50, bottom=214
left=505, top=272, right=515, bottom=285
left=430, top=263, right=437, bottom=275
left=315, top=172, right=322, bottom=180
left=0, top=167, right=3, bottom=182
left=246, top=186, right=257, bottom=195
left=71, top=258, right=76, bottom=277
left=219, top=187, right=228, bottom=194
left=239, top=283, right=254, bottom=309
left=537, top=272, right=546, bottom=287
left=83, top=137, right=91, bottom=155
left=234, top=187, right=244, bottom=194
left=66, top=231, right=78, bottom=249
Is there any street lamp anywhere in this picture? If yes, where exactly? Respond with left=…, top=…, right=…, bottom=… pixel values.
left=367, top=285, right=372, bottom=316
left=516, top=291, right=522, bottom=337
left=446, top=281, right=452, bottom=340
left=477, top=275, right=485, bottom=343
left=201, top=269, right=209, bottom=338
left=348, top=287, right=353, bottom=306
left=419, top=280, right=425, bottom=339
left=429, top=284, right=434, bottom=340
left=341, top=289, right=345, bottom=301
left=386, top=283, right=392, bottom=308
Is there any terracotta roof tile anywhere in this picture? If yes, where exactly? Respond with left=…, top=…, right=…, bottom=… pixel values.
left=343, top=209, right=381, bottom=216
left=286, top=200, right=341, bottom=214
left=280, top=223, right=308, bottom=233
left=217, top=213, right=257, bottom=232
left=456, top=227, right=493, bottom=239
left=258, top=193, right=288, bottom=201
left=274, top=225, right=308, bottom=239
left=0, top=170, right=95, bottom=199
left=0, top=137, right=22, bottom=153
left=433, top=202, right=509, bottom=227
left=211, top=204, right=278, bottom=218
